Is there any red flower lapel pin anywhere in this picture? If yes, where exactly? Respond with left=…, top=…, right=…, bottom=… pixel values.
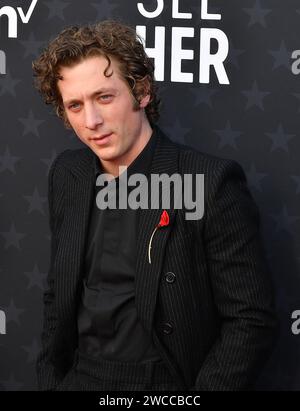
left=148, top=210, right=170, bottom=264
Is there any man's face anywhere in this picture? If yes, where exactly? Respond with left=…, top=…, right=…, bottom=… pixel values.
left=57, top=55, right=151, bottom=172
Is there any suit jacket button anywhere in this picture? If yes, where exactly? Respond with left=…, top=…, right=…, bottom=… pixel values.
left=165, top=272, right=176, bottom=283
left=162, top=322, right=173, bottom=335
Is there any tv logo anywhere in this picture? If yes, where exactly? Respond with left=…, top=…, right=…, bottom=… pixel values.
left=0, top=310, right=6, bottom=335
left=291, top=310, right=300, bottom=335
left=0, top=0, right=38, bottom=38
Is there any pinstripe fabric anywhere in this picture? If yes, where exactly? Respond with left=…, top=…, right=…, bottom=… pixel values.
left=36, top=126, right=278, bottom=391
left=55, top=350, right=182, bottom=391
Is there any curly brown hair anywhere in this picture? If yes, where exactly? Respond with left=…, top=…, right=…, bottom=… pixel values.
left=32, top=20, right=160, bottom=128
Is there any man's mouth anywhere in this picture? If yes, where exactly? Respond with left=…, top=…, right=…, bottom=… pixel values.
left=91, top=133, right=112, bottom=145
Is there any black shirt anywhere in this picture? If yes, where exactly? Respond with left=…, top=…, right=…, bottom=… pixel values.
left=77, top=128, right=161, bottom=362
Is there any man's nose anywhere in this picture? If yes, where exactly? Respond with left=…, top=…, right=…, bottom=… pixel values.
left=84, top=103, right=103, bottom=130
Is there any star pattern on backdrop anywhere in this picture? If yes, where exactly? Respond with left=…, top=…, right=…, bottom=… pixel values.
left=24, top=264, right=47, bottom=291
left=227, top=41, right=245, bottom=70
left=190, top=85, right=219, bottom=108
left=265, top=124, right=295, bottom=153
left=243, top=0, right=272, bottom=28
left=242, top=81, right=270, bottom=110
left=164, top=119, right=191, bottom=145
left=0, top=223, right=26, bottom=250
left=23, top=187, right=47, bottom=215
left=0, top=147, right=21, bottom=174
left=246, top=164, right=268, bottom=192
left=269, top=41, right=292, bottom=71
left=19, top=110, right=45, bottom=138
left=2, top=300, right=25, bottom=327
left=19, top=33, right=45, bottom=59
left=91, top=0, right=119, bottom=20
left=44, top=0, right=70, bottom=20
left=0, top=70, right=21, bottom=97
left=269, top=206, right=300, bottom=235
left=214, top=121, right=243, bottom=150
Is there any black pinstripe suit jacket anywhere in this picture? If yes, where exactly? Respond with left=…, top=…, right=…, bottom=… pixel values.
left=36, top=125, right=277, bottom=391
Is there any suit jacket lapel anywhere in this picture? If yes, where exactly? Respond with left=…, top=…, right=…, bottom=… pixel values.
left=135, top=129, right=179, bottom=333
left=55, top=148, right=95, bottom=320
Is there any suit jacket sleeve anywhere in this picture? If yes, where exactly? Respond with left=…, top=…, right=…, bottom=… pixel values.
left=194, top=159, right=278, bottom=390
left=36, top=151, right=67, bottom=391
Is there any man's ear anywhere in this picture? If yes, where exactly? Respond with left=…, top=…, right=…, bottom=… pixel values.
left=139, top=92, right=151, bottom=108
left=137, top=76, right=151, bottom=108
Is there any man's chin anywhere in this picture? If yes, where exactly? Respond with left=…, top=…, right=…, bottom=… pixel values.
left=93, top=149, right=120, bottom=163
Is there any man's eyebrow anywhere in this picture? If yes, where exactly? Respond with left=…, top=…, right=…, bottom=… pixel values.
left=63, top=88, right=116, bottom=106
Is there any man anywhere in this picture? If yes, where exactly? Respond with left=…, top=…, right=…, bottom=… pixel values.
left=32, top=20, right=277, bottom=391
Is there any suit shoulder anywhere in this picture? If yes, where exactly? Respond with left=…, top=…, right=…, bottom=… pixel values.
left=175, top=140, right=245, bottom=177
left=49, top=147, right=92, bottom=179
left=51, top=147, right=90, bottom=169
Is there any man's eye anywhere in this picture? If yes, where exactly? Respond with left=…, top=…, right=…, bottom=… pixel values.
left=69, top=103, right=81, bottom=110
left=99, top=94, right=113, bottom=101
